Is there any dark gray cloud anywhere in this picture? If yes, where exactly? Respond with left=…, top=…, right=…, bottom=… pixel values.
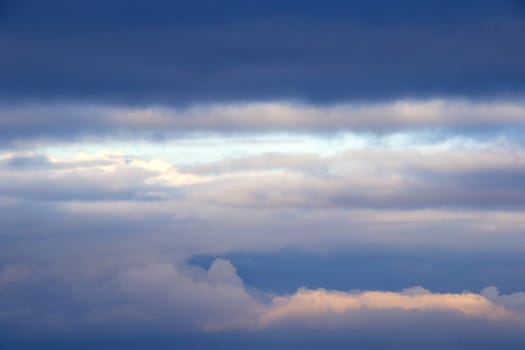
left=0, top=1, right=524, bottom=105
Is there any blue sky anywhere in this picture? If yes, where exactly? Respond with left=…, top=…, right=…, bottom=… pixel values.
left=1, top=1, right=525, bottom=349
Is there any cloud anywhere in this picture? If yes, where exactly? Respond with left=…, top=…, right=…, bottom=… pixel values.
left=0, top=151, right=205, bottom=201
left=2, top=1, right=525, bottom=348
left=108, top=259, right=263, bottom=331
left=0, top=265, right=31, bottom=287
left=482, top=287, right=525, bottom=312
left=3, top=145, right=525, bottom=253
left=181, top=144, right=525, bottom=210
left=0, top=257, right=263, bottom=333
left=1, top=255, right=525, bottom=335
left=4, top=140, right=525, bottom=212
left=1, top=1, right=524, bottom=104
left=2, top=100, right=525, bottom=144
left=258, top=287, right=511, bottom=328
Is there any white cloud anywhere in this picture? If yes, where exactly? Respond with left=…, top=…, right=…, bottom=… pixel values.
left=257, top=287, right=512, bottom=329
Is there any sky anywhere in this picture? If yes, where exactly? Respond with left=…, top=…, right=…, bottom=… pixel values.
left=1, top=1, right=525, bottom=349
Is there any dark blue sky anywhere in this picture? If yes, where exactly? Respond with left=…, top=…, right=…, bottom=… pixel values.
left=191, top=249, right=525, bottom=294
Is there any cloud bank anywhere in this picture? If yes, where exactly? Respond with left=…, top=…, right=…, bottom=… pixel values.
left=1, top=1, right=525, bottom=104
left=2, top=99, right=525, bottom=143
left=2, top=258, right=525, bottom=334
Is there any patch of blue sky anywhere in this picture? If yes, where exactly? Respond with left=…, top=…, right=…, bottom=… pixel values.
left=37, top=130, right=514, bottom=166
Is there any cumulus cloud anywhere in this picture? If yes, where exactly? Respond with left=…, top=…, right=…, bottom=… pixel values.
left=1, top=256, right=525, bottom=335
left=258, top=287, right=513, bottom=328
left=482, top=287, right=525, bottom=312
left=107, top=259, right=263, bottom=331
left=0, top=258, right=263, bottom=333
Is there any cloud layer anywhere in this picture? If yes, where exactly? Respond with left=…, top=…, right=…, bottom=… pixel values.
left=2, top=99, right=525, bottom=143
left=2, top=256, right=525, bottom=335
left=3, top=138, right=525, bottom=210
left=1, top=1, right=525, bottom=103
